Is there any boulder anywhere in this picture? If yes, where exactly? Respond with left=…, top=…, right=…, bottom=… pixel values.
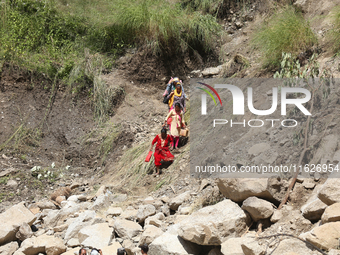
left=169, top=191, right=191, bottom=211
left=64, top=210, right=96, bottom=241
left=145, top=213, right=165, bottom=228
left=36, top=200, right=57, bottom=210
left=266, top=177, right=289, bottom=202
left=94, top=185, right=108, bottom=198
left=17, top=234, right=66, bottom=255
left=293, top=0, right=308, bottom=13
left=321, top=203, right=340, bottom=223
left=178, top=199, right=249, bottom=245
left=202, top=66, right=222, bottom=77
left=318, top=178, right=340, bottom=205
left=15, top=222, right=33, bottom=241
left=0, top=202, right=36, bottom=245
left=120, top=206, right=138, bottom=220
left=0, top=241, right=19, bottom=255
left=304, top=222, right=340, bottom=251
left=114, top=219, right=142, bottom=239
left=160, top=204, right=170, bottom=216
left=241, top=197, right=274, bottom=222
left=270, top=210, right=283, bottom=223
left=221, top=237, right=244, bottom=255
left=101, top=242, right=123, bottom=254
left=241, top=238, right=265, bottom=255
left=53, top=224, right=69, bottom=233
left=149, top=224, right=200, bottom=255
left=270, top=238, right=321, bottom=255
left=301, top=185, right=327, bottom=221
left=106, top=207, right=123, bottom=217
left=89, top=194, right=110, bottom=211
left=78, top=223, right=113, bottom=248
left=67, top=195, right=79, bottom=202
left=122, top=239, right=135, bottom=255
left=43, top=204, right=87, bottom=227
left=139, top=226, right=164, bottom=245
left=66, top=238, right=80, bottom=247
left=329, top=250, right=340, bottom=255
left=136, top=204, right=156, bottom=224
left=216, top=178, right=273, bottom=202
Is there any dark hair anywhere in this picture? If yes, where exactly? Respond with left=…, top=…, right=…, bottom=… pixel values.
left=79, top=248, right=86, bottom=255
left=161, top=127, right=167, bottom=134
left=117, top=248, right=126, bottom=255
left=139, top=244, right=149, bottom=253
left=175, top=102, right=181, bottom=109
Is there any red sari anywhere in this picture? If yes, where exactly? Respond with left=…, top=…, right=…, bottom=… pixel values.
left=152, top=134, right=174, bottom=166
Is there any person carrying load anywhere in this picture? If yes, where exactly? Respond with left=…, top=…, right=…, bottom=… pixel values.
left=163, top=77, right=188, bottom=106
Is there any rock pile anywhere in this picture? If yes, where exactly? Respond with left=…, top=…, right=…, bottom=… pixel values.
left=2, top=175, right=340, bottom=255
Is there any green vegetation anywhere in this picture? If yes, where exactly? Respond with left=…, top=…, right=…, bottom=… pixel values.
left=112, top=0, right=221, bottom=55
left=0, top=0, right=221, bottom=74
left=0, top=176, right=9, bottom=185
left=252, top=6, right=317, bottom=68
left=0, top=0, right=221, bottom=122
left=330, top=7, right=340, bottom=54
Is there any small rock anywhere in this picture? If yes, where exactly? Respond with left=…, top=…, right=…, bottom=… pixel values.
left=169, top=191, right=191, bottom=211
left=6, top=180, right=18, bottom=188
left=139, top=225, right=163, bottom=245
left=242, top=197, right=274, bottom=222
left=15, top=222, right=33, bottom=241
left=270, top=210, right=283, bottom=223
left=113, top=219, right=142, bottom=239
left=106, top=206, right=123, bottom=217
left=235, top=21, right=243, bottom=29
left=321, top=203, right=340, bottom=224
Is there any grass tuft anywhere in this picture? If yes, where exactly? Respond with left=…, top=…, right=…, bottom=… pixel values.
left=113, top=0, right=221, bottom=55
left=252, top=6, right=317, bottom=68
left=329, top=7, right=340, bottom=54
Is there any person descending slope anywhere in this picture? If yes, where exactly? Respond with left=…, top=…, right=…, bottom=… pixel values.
left=149, top=127, right=175, bottom=175
left=164, top=102, right=186, bottom=150
left=163, top=77, right=187, bottom=107
left=167, top=82, right=186, bottom=112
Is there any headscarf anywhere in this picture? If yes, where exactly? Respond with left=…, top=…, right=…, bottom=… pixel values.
left=168, top=83, right=182, bottom=108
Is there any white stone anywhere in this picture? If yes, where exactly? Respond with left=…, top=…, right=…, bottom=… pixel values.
left=113, top=219, right=142, bottom=239
left=178, top=199, right=249, bottom=245
left=241, top=197, right=274, bottom=222
left=78, top=223, right=113, bottom=249
left=0, top=202, right=36, bottom=245
left=149, top=224, right=199, bottom=255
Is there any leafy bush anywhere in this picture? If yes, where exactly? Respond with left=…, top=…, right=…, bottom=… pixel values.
left=252, top=6, right=317, bottom=68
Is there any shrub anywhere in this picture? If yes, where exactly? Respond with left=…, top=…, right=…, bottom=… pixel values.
left=252, top=6, right=317, bottom=68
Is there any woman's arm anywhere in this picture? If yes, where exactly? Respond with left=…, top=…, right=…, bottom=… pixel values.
left=150, top=135, right=158, bottom=150
left=164, top=109, right=173, bottom=124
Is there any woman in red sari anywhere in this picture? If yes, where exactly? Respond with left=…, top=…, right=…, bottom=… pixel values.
left=150, top=128, right=174, bottom=175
